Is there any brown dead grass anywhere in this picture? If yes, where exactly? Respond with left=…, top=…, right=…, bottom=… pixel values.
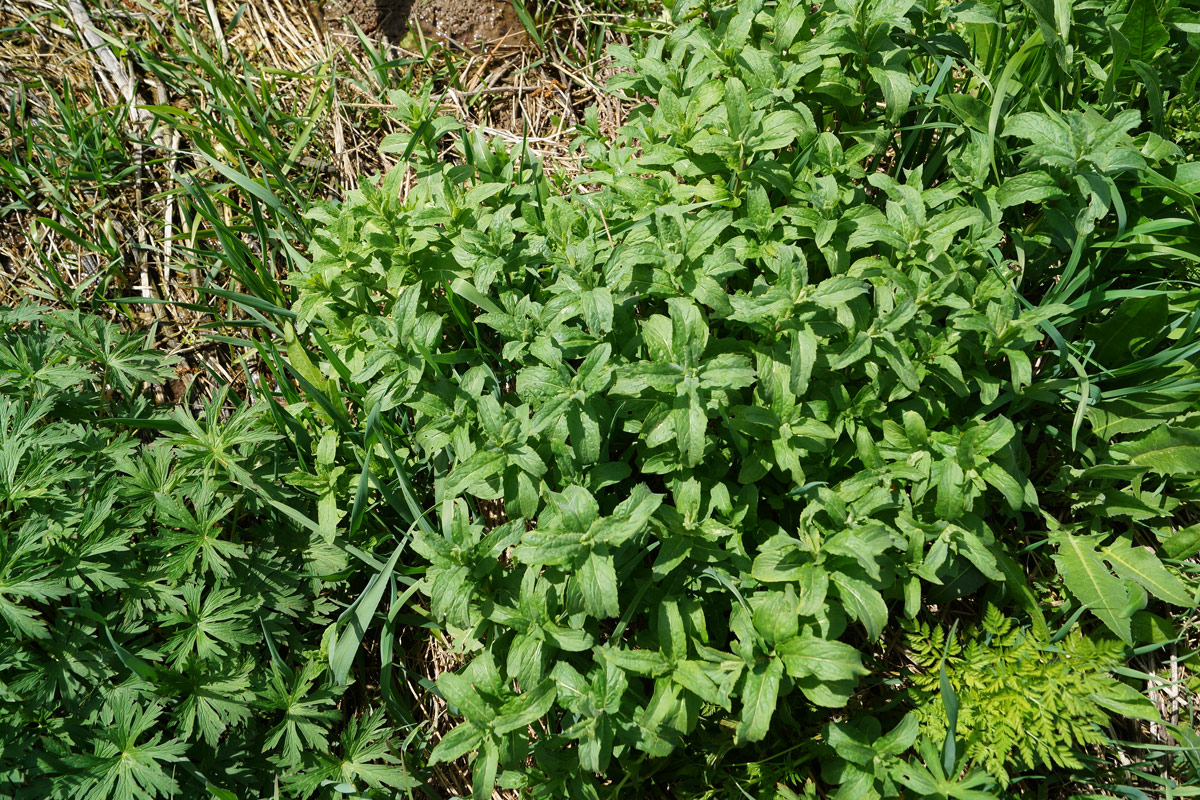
left=0, top=0, right=632, bottom=290
left=0, top=0, right=635, bottom=405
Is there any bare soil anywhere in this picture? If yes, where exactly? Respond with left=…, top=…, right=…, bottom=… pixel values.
left=335, top=0, right=528, bottom=46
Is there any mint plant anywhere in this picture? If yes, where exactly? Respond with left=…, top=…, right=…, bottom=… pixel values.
left=279, top=0, right=1200, bottom=795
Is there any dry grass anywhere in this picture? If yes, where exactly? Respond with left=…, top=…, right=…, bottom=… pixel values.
left=0, top=0, right=635, bottom=296
left=0, top=0, right=642, bottom=407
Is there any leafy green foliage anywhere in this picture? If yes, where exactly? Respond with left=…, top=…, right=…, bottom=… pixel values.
left=907, top=608, right=1158, bottom=787
left=7, top=0, right=1200, bottom=796
left=277, top=0, right=1200, bottom=795
left=0, top=306, right=414, bottom=799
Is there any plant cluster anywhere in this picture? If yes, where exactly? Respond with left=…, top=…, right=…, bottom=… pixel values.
left=276, top=0, right=1200, bottom=796
left=0, top=306, right=415, bottom=798
left=2, top=0, right=1200, bottom=798
left=907, top=607, right=1165, bottom=786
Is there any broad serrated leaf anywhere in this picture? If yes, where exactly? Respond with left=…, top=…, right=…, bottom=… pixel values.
left=1053, top=532, right=1133, bottom=644
left=1103, top=538, right=1194, bottom=607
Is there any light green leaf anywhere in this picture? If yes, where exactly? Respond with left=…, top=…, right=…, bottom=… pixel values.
left=438, top=672, right=493, bottom=725
left=1103, top=538, right=1194, bottom=607
left=1114, top=425, right=1200, bottom=475
left=578, top=551, right=620, bottom=618
left=444, top=449, right=507, bottom=497
left=429, top=722, right=484, bottom=764
left=997, top=171, right=1065, bottom=208
left=834, top=575, right=888, bottom=641
left=750, top=110, right=810, bottom=151
left=867, top=63, right=913, bottom=122
left=1121, top=0, right=1170, bottom=62
left=513, top=531, right=586, bottom=566
left=736, top=657, right=782, bottom=743
left=776, top=635, right=868, bottom=682
left=604, top=648, right=672, bottom=676
left=1092, top=680, right=1162, bottom=723
left=1164, top=523, right=1200, bottom=560
left=1087, top=396, right=1196, bottom=439
left=492, top=680, right=558, bottom=734
left=725, top=77, right=749, bottom=140
left=672, top=660, right=731, bottom=710
left=1053, top=532, right=1132, bottom=644
left=330, top=543, right=403, bottom=685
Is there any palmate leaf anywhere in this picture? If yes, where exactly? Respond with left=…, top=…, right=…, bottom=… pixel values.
left=51, top=311, right=178, bottom=394
left=335, top=708, right=417, bottom=791
left=161, top=584, right=257, bottom=666
left=0, top=574, right=71, bottom=639
left=168, top=660, right=254, bottom=746
left=62, top=696, right=187, bottom=800
left=168, top=389, right=281, bottom=479
left=261, top=661, right=340, bottom=767
left=147, top=487, right=243, bottom=580
left=284, top=709, right=418, bottom=798
left=0, top=302, right=362, bottom=798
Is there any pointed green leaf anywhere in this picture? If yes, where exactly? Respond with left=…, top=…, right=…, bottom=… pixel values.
left=492, top=679, right=558, bottom=734
left=1164, top=523, right=1200, bottom=560
left=429, top=722, right=484, bottom=764
left=1121, top=0, right=1170, bottom=62
left=776, top=635, right=868, bottom=682
left=736, top=657, right=782, bottom=743
left=1103, top=538, right=1194, bottom=607
left=1114, top=425, right=1200, bottom=475
left=1053, top=533, right=1132, bottom=644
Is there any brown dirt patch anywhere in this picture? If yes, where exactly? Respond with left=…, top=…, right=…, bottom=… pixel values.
left=335, top=0, right=528, bottom=47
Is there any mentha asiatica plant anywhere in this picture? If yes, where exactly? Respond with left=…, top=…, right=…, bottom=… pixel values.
left=282, top=0, right=1200, bottom=796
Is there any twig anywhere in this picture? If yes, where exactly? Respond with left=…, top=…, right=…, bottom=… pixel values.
left=202, top=0, right=229, bottom=62
left=64, top=0, right=149, bottom=125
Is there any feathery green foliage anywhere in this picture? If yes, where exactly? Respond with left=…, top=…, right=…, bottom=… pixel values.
left=907, top=607, right=1163, bottom=786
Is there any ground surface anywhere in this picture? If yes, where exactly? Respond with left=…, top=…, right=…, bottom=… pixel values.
left=338, top=0, right=528, bottom=46
left=0, top=0, right=642, bottom=402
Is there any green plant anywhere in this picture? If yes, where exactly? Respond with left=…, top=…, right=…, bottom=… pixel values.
left=822, top=714, right=1001, bottom=800
left=0, top=305, right=418, bottom=799
left=273, top=0, right=1200, bottom=796
left=7, top=0, right=1200, bottom=796
left=907, top=607, right=1162, bottom=787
